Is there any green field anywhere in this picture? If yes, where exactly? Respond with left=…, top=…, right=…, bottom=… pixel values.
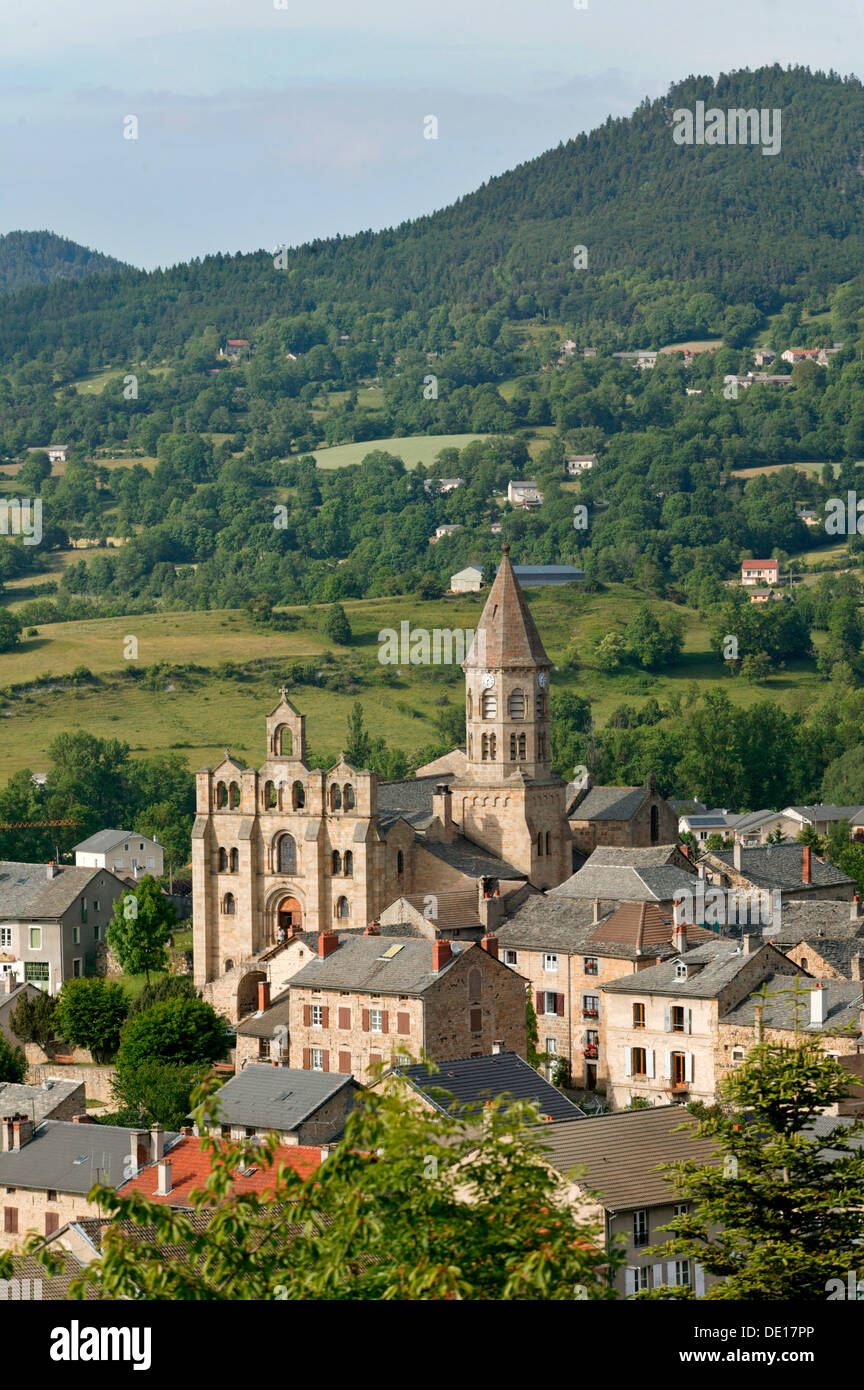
left=0, top=584, right=835, bottom=780
left=309, top=434, right=491, bottom=470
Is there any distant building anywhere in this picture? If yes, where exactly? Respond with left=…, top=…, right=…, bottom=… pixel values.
left=781, top=348, right=821, bottom=364
left=753, top=348, right=776, bottom=366
left=507, top=480, right=543, bottom=508
left=500, top=564, right=583, bottom=587
left=567, top=776, right=678, bottom=856
left=0, top=862, right=128, bottom=994
left=26, top=445, right=68, bottom=463
left=741, top=558, right=779, bottom=586
left=200, top=1064, right=358, bottom=1145
left=565, top=454, right=598, bottom=477
left=73, top=830, right=163, bottom=880
left=582, top=347, right=597, bottom=359
left=749, top=587, right=783, bottom=604
left=450, top=565, right=484, bottom=593
left=431, top=523, right=463, bottom=542
left=221, top=339, right=251, bottom=360
left=373, top=1051, right=586, bottom=1122
left=797, top=507, right=819, bottom=525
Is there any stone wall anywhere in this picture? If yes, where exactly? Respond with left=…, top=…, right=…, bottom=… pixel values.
left=26, top=1062, right=115, bottom=1105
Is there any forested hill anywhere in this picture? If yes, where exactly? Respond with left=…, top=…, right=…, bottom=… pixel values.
left=0, top=231, right=127, bottom=295
left=3, top=65, right=864, bottom=368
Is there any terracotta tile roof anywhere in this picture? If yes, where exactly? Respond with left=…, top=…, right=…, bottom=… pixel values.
left=584, top=902, right=715, bottom=953
left=117, top=1136, right=322, bottom=1205
left=464, top=545, right=550, bottom=669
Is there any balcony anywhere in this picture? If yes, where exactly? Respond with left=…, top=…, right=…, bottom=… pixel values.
left=583, top=1045, right=598, bottom=1059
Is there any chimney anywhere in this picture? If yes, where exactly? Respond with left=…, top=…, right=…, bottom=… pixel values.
left=733, top=842, right=742, bottom=871
left=10, top=1115, right=34, bottom=1150
left=802, top=846, right=812, bottom=885
left=810, top=982, right=825, bottom=1026
left=318, top=931, right=339, bottom=958
left=492, top=1041, right=503, bottom=1055
left=363, top=920, right=380, bottom=936
left=46, top=861, right=58, bottom=879
left=672, top=922, right=687, bottom=955
left=481, top=933, right=499, bottom=960
left=129, top=1128, right=147, bottom=1174
left=150, top=1124, right=165, bottom=1162
left=742, top=932, right=760, bottom=954
left=156, top=1161, right=173, bottom=1197
left=432, top=939, right=452, bottom=972
left=592, top=897, right=601, bottom=924
left=0, top=1117, right=14, bottom=1152
left=258, top=980, right=271, bottom=1012
left=2, top=974, right=16, bottom=995
left=478, top=879, right=504, bottom=931
left=430, top=784, right=456, bottom=844
left=851, top=954, right=864, bottom=981
left=851, top=896, right=861, bottom=923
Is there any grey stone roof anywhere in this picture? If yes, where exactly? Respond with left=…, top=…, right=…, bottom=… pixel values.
left=236, top=987, right=292, bottom=1037
left=497, top=896, right=607, bottom=952
left=71, top=829, right=134, bottom=853
left=551, top=856, right=696, bottom=905
left=787, top=805, right=864, bottom=823
left=600, top=939, right=791, bottom=999
left=376, top=775, right=452, bottom=830
left=0, top=1079, right=84, bottom=1124
left=397, top=1053, right=585, bottom=1122
left=209, top=1065, right=354, bottom=1132
left=0, top=1121, right=180, bottom=1193
left=789, top=938, right=864, bottom=977
left=289, top=934, right=469, bottom=997
left=568, top=786, right=646, bottom=822
left=805, top=1114, right=864, bottom=1156
left=720, top=976, right=862, bottom=1034
left=0, top=861, right=122, bottom=921
left=709, top=845, right=855, bottom=891
left=773, top=900, right=864, bottom=943
left=417, top=835, right=528, bottom=883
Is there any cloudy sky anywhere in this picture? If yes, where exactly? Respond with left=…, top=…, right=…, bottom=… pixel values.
left=0, top=0, right=862, bottom=268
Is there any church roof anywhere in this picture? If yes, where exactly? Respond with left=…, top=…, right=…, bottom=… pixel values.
left=464, top=545, right=550, bottom=669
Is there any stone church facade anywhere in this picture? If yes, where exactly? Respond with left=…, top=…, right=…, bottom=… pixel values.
left=193, top=547, right=574, bottom=1020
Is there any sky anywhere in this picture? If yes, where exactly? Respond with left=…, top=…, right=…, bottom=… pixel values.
left=1, top=0, right=863, bottom=269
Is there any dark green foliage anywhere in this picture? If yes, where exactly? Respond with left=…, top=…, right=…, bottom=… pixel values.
left=110, top=1060, right=205, bottom=1130
left=0, top=1031, right=26, bottom=1083
left=115, top=996, right=228, bottom=1069
left=54, top=978, right=129, bottom=1062
left=128, top=974, right=198, bottom=1016
left=107, top=875, right=176, bottom=985
left=9, top=990, right=58, bottom=1048
left=0, top=230, right=125, bottom=294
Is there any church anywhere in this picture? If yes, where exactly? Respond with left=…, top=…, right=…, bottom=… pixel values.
left=192, top=547, right=574, bottom=1019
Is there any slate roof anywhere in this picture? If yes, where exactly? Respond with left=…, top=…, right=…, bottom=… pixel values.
left=787, top=804, right=864, bottom=823
left=0, top=861, right=122, bottom=921
left=788, top=938, right=864, bottom=977
left=236, top=988, right=292, bottom=1037
left=417, top=834, right=528, bottom=883
left=773, top=900, right=864, bottom=943
left=600, top=939, right=791, bottom=999
left=289, top=934, right=469, bottom=996
left=0, top=1078, right=83, bottom=1123
left=396, top=890, right=482, bottom=930
left=497, top=896, right=606, bottom=952
left=568, top=786, right=647, bottom=821
left=709, top=845, right=855, bottom=891
left=551, top=857, right=696, bottom=905
left=0, top=1121, right=181, bottom=1193
left=536, top=1106, right=720, bottom=1209
left=72, top=829, right=135, bottom=853
left=396, top=1053, right=585, bottom=1122
left=463, top=545, right=550, bottom=669
left=208, top=1064, right=354, bottom=1132
left=377, top=775, right=452, bottom=830
left=720, top=976, right=862, bottom=1034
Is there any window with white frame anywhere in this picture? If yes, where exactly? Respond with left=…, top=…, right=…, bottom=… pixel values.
left=675, top=961, right=687, bottom=980
left=370, top=1008, right=383, bottom=1032
left=310, top=1004, right=323, bottom=1027
left=633, top=1210, right=649, bottom=1248
left=310, top=1048, right=324, bottom=1072
left=503, top=949, right=518, bottom=966
left=72, top=926, right=80, bottom=945
left=632, top=1266, right=650, bottom=1292
left=674, top=1203, right=689, bottom=1218
left=545, top=1036, right=558, bottom=1055
left=543, top=952, right=558, bottom=972
left=674, top=1259, right=691, bottom=1287
left=583, top=957, right=599, bottom=976
left=73, top=959, right=82, bottom=978
left=582, top=994, right=599, bottom=1016
left=0, top=929, right=11, bottom=948
left=542, top=991, right=559, bottom=1016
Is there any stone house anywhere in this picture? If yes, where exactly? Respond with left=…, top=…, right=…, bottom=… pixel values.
left=287, top=931, right=527, bottom=1083
left=600, top=938, right=800, bottom=1109
left=0, top=1079, right=85, bottom=1126
left=0, top=861, right=128, bottom=995
left=537, top=1106, right=720, bottom=1296
left=450, top=565, right=484, bottom=593
left=550, top=845, right=698, bottom=917
left=741, top=559, right=779, bottom=585
left=0, top=980, right=43, bottom=1048
left=200, top=1064, right=358, bottom=1145
left=371, top=1051, right=585, bottom=1122
left=717, top=977, right=863, bottom=1084
left=700, top=843, right=856, bottom=903
left=784, top=938, right=864, bottom=981
left=566, top=775, right=678, bottom=856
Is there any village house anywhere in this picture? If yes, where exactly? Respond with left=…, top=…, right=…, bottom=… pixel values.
left=567, top=774, right=678, bottom=857
left=199, top=1064, right=358, bottom=1145
left=115, top=1135, right=322, bottom=1209
left=700, top=842, right=857, bottom=903
left=221, top=338, right=251, bottom=360
left=780, top=348, right=822, bottom=364
left=0, top=980, right=43, bottom=1047
left=431, top=523, right=463, bottom=542
left=565, top=454, right=598, bottom=477
left=506, top=480, right=543, bottom=508
left=773, top=896, right=864, bottom=950
left=753, top=347, right=776, bottom=366
left=72, top=829, right=164, bottom=880
left=717, top=976, right=863, bottom=1084
left=741, top=558, right=779, bottom=585
left=537, top=1106, right=719, bottom=1296
left=550, top=845, right=698, bottom=916
left=749, top=587, right=784, bottom=604
left=286, top=931, right=527, bottom=1083
left=0, top=861, right=128, bottom=995
left=783, top=937, right=864, bottom=982
left=450, top=564, right=484, bottom=593
left=600, top=937, right=800, bottom=1109
left=508, top=564, right=583, bottom=587
left=372, top=1051, right=585, bottom=1122
left=0, top=1079, right=85, bottom=1126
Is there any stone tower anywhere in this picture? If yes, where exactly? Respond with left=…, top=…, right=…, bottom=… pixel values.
left=452, top=545, right=572, bottom=888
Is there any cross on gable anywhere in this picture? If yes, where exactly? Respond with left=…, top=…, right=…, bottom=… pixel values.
left=279, top=686, right=291, bottom=703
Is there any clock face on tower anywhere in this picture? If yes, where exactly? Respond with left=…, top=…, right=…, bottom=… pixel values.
left=482, top=673, right=495, bottom=689
left=537, top=673, right=548, bottom=688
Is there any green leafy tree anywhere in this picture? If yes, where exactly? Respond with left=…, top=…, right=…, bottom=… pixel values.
left=650, top=1039, right=864, bottom=1299
left=9, top=989, right=58, bottom=1048
left=0, top=610, right=22, bottom=653
left=115, top=996, right=228, bottom=1070
left=128, top=974, right=197, bottom=1016
left=822, top=743, right=864, bottom=803
left=107, top=875, right=176, bottom=985
left=0, top=1032, right=26, bottom=1083
left=322, top=602, right=352, bottom=645
left=110, top=1060, right=205, bottom=1129
left=54, top=978, right=129, bottom=1062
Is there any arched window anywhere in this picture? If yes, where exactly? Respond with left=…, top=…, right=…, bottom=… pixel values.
left=650, top=804, right=659, bottom=844
left=223, top=893, right=236, bottom=915
left=230, top=848, right=239, bottom=872
left=344, top=851, right=353, bottom=876
left=343, top=783, right=355, bottom=810
left=335, top=896, right=350, bottom=920
left=224, top=959, right=234, bottom=973
left=481, top=690, right=497, bottom=719
left=467, top=732, right=473, bottom=758
left=468, top=968, right=482, bottom=1000
left=518, top=733, right=526, bottom=759
left=218, top=848, right=228, bottom=871
left=329, top=783, right=342, bottom=811
left=263, top=780, right=276, bottom=809
left=228, top=782, right=240, bottom=809
left=482, top=732, right=497, bottom=761
left=293, top=780, right=305, bottom=810
left=397, top=850, right=404, bottom=875
left=216, top=782, right=227, bottom=809
left=332, top=850, right=342, bottom=875
left=278, top=834, right=297, bottom=875
left=509, top=734, right=517, bottom=760
left=278, top=726, right=293, bottom=757
left=537, top=732, right=547, bottom=760
left=508, top=688, right=525, bottom=720
left=489, top=733, right=496, bottom=759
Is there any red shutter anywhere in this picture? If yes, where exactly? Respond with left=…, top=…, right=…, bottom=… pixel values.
left=338, top=1007, right=351, bottom=1030
left=369, top=1053, right=382, bottom=1072
left=4, top=1208, right=17, bottom=1234
left=338, top=1051, right=352, bottom=1073
left=535, top=991, right=544, bottom=1015
left=321, top=1006, right=329, bottom=1029
left=302, top=1048, right=311, bottom=1070
left=380, top=1010, right=389, bottom=1034
left=322, top=1050, right=330, bottom=1072
left=362, top=1008, right=370, bottom=1032
left=557, top=993, right=565, bottom=1017
left=45, top=1212, right=59, bottom=1236
left=470, top=1008, right=482, bottom=1033
left=397, top=1011, right=410, bottom=1035
left=303, top=1005, right=311, bottom=1026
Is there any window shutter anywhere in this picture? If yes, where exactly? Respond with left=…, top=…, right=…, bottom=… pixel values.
left=684, top=1007, right=692, bottom=1035
left=303, top=1005, right=311, bottom=1027
left=322, top=1050, right=330, bottom=1072
left=624, top=1048, right=632, bottom=1077
left=470, top=1008, right=482, bottom=1033
left=663, top=1051, right=671, bottom=1079
left=338, top=1051, right=352, bottom=1073
left=369, top=1053, right=381, bottom=1071
left=663, top=1004, right=671, bottom=1032
left=646, top=1048, right=655, bottom=1078
left=556, top=993, right=565, bottom=1017
left=652, top=1263, right=663, bottom=1288
left=381, top=1011, right=389, bottom=1034
left=684, top=1052, right=694, bottom=1083
left=321, top=1006, right=329, bottom=1029
left=397, top=1011, right=410, bottom=1035
left=535, top=991, right=544, bottom=1014
left=338, top=1007, right=351, bottom=1030
left=694, top=1263, right=706, bottom=1297
left=362, top=1008, right=370, bottom=1032
left=302, top=1047, right=311, bottom=1070
left=624, top=1268, right=635, bottom=1298
left=666, top=1261, right=677, bottom=1286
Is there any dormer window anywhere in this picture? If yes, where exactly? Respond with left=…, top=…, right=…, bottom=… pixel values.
left=675, top=961, right=687, bottom=980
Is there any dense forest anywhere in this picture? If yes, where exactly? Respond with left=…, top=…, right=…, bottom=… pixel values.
left=0, top=231, right=126, bottom=295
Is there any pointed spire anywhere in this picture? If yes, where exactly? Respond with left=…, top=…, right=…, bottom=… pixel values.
left=465, top=545, right=550, bottom=668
